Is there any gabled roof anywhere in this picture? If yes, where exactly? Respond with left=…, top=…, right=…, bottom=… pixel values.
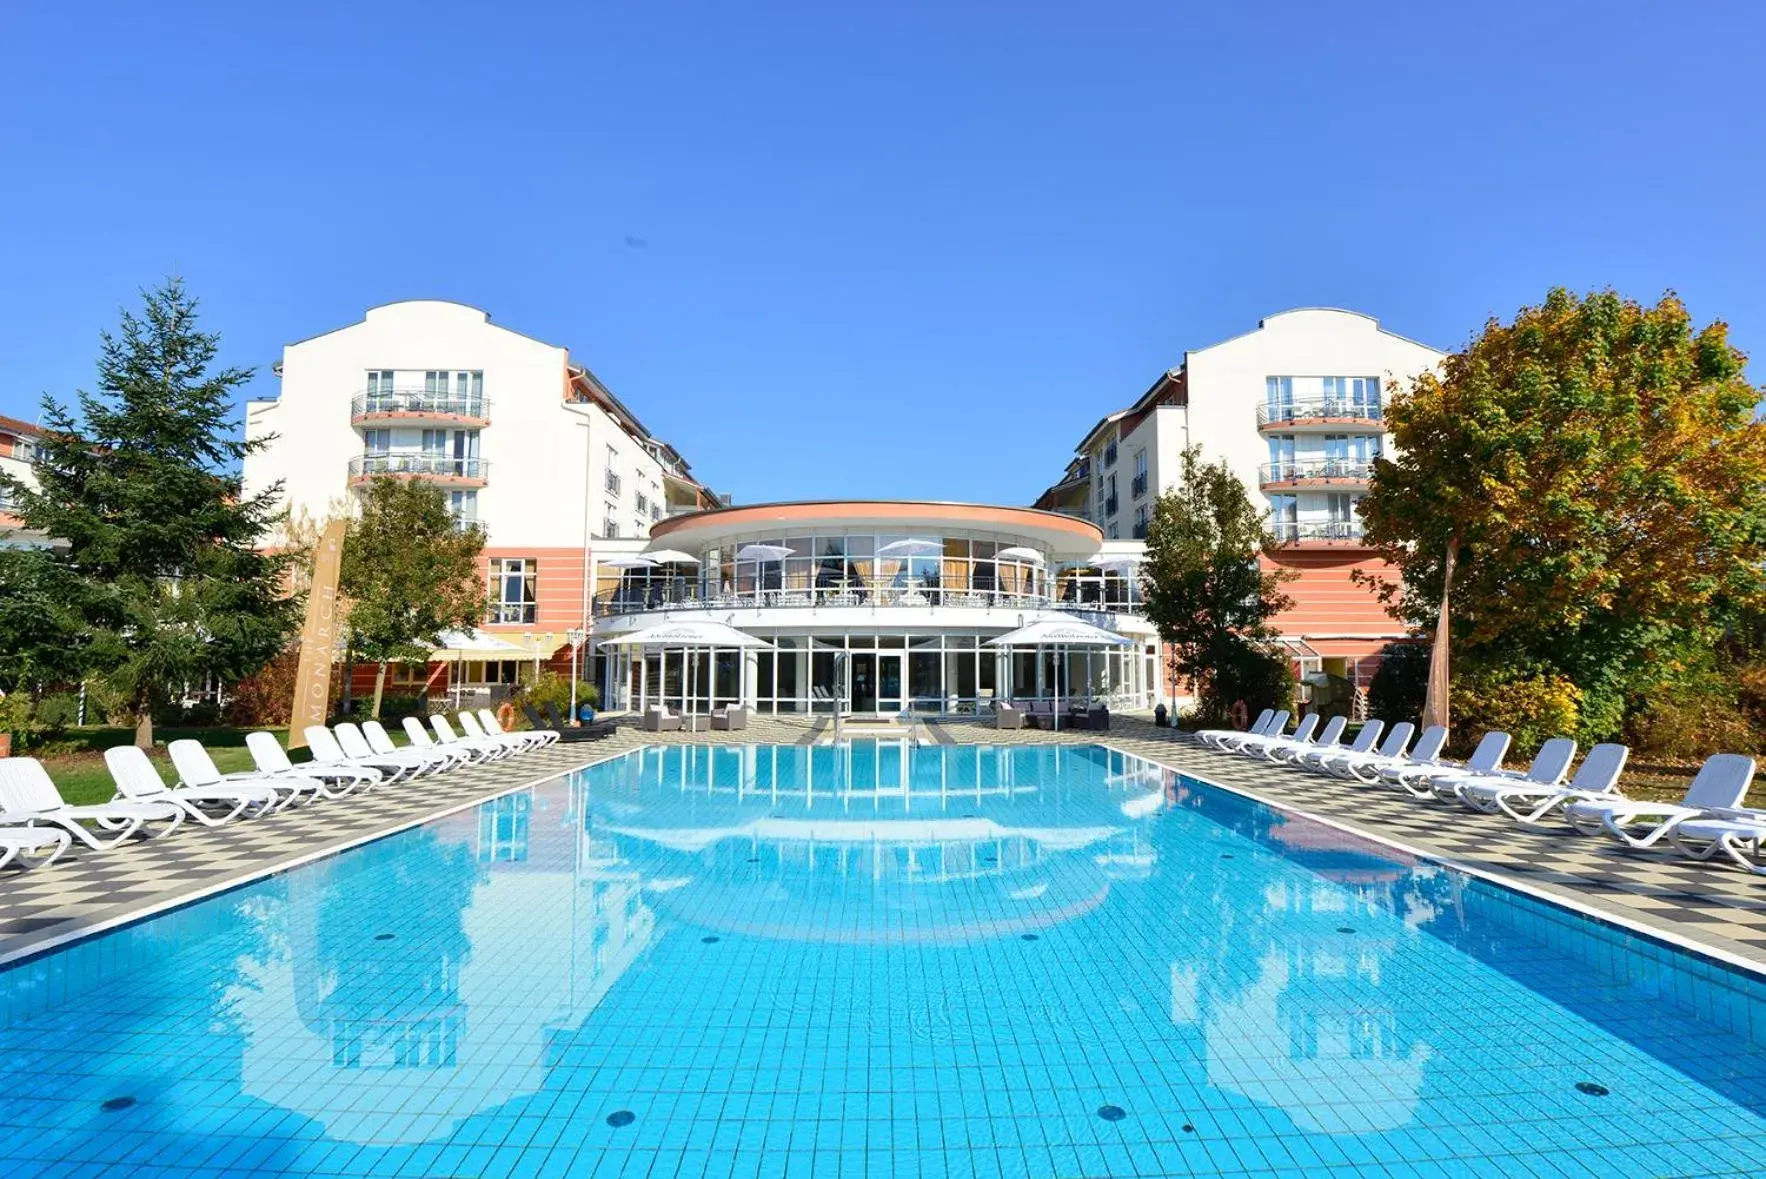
left=0, top=412, right=41, bottom=440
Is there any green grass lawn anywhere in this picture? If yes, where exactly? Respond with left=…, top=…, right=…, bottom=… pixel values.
left=30, top=725, right=415, bottom=807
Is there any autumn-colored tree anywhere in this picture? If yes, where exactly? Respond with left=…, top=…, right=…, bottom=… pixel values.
left=1141, top=447, right=1296, bottom=722
left=339, top=478, right=488, bottom=717
left=1358, top=288, right=1766, bottom=738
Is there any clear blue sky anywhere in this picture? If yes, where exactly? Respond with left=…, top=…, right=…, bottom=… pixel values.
left=3, top=1, right=1761, bottom=505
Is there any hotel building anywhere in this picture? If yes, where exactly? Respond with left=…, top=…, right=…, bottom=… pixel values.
left=1037, top=308, right=1446, bottom=689
left=0, top=414, right=49, bottom=549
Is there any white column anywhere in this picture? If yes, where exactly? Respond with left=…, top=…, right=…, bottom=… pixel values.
left=743, top=649, right=761, bottom=708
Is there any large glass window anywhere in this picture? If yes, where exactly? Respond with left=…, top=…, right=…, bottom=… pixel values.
left=490, top=558, right=537, bottom=624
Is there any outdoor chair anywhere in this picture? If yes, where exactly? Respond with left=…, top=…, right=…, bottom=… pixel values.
left=995, top=703, right=1025, bottom=730
left=643, top=705, right=684, bottom=732
left=711, top=704, right=749, bottom=731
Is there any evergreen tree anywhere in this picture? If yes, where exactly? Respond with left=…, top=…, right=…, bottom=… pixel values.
left=339, top=478, right=488, bottom=718
left=0, top=278, right=295, bottom=747
left=1140, top=447, right=1296, bottom=723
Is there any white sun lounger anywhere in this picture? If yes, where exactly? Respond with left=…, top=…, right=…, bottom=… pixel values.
left=362, top=719, right=464, bottom=772
left=457, top=711, right=531, bottom=753
left=1340, top=724, right=1441, bottom=783
left=335, top=723, right=438, bottom=777
left=108, top=745, right=277, bottom=826
left=0, top=825, right=71, bottom=870
left=1197, top=708, right=1276, bottom=749
left=403, top=716, right=494, bottom=764
left=0, top=756, right=183, bottom=848
left=1299, top=719, right=1386, bottom=774
left=1662, top=777, right=1766, bottom=873
left=168, top=738, right=331, bottom=811
left=304, top=725, right=419, bottom=783
left=1233, top=712, right=1319, bottom=758
left=1213, top=711, right=1289, bottom=753
left=1431, top=737, right=1577, bottom=807
left=1472, top=743, right=1629, bottom=823
left=432, top=714, right=514, bottom=760
left=478, top=707, right=556, bottom=749
left=1385, top=731, right=1510, bottom=798
left=1260, top=714, right=1347, bottom=765
left=246, top=731, right=379, bottom=797
left=1567, top=753, right=1758, bottom=848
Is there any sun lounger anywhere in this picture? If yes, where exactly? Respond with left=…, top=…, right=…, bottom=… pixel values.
left=478, top=707, right=553, bottom=749
left=335, top=722, right=441, bottom=777
left=1474, top=743, right=1629, bottom=823
left=1661, top=781, right=1766, bottom=872
left=1233, top=712, right=1319, bottom=758
left=432, top=714, right=514, bottom=759
left=1261, top=715, right=1347, bottom=764
left=1298, top=719, right=1385, bottom=773
left=1210, top=710, right=1287, bottom=752
left=0, top=756, right=182, bottom=848
left=246, top=731, right=379, bottom=797
left=457, top=711, right=531, bottom=752
left=0, top=824, right=70, bottom=869
left=109, top=745, right=277, bottom=825
left=1339, top=724, right=1441, bottom=783
left=1316, top=721, right=1414, bottom=779
left=305, top=725, right=420, bottom=782
left=1567, top=753, right=1758, bottom=848
left=1384, top=731, right=1509, bottom=798
left=362, top=719, right=465, bottom=771
left=403, top=716, right=491, bottom=763
left=1197, top=708, right=1276, bottom=749
left=171, top=737, right=337, bottom=811
left=1431, top=737, right=1577, bottom=807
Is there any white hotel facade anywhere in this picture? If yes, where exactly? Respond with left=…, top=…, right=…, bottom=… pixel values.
left=241, top=300, right=1441, bottom=715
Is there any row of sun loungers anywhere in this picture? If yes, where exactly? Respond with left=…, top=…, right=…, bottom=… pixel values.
left=0, top=709, right=562, bottom=870
left=1199, top=708, right=1763, bottom=873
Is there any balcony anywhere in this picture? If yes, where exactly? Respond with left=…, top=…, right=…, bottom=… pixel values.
left=1258, top=459, right=1374, bottom=489
left=1257, top=398, right=1383, bottom=431
left=1131, top=472, right=1148, bottom=499
left=348, top=454, right=489, bottom=487
left=591, top=576, right=1143, bottom=619
left=1270, top=520, right=1368, bottom=546
left=350, top=388, right=490, bottom=427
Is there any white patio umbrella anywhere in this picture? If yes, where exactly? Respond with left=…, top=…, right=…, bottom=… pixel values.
left=642, top=549, right=700, bottom=564
left=432, top=629, right=527, bottom=707
left=735, top=543, right=795, bottom=562
left=987, top=618, right=1129, bottom=732
left=599, top=555, right=658, bottom=568
left=599, top=620, right=774, bottom=718
left=876, top=538, right=943, bottom=558
left=995, top=545, right=1045, bottom=564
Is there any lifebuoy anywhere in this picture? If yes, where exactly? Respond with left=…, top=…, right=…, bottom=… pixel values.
left=1230, top=699, right=1250, bottom=731
left=498, top=702, right=518, bottom=731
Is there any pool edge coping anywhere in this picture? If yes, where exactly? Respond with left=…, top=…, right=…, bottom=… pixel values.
left=0, top=746, right=636, bottom=972
left=1104, top=739, right=1766, bottom=982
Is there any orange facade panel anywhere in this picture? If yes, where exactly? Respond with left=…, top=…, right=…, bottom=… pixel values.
left=1261, top=549, right=1404, bottom=639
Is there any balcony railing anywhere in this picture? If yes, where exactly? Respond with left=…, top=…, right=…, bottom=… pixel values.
left=351, top=388, right=489, bottom=422
left=1258, top=459, right=1374, bottom=486
left=1270, top=520, right=1367, bottom=544
left=349, top=454, right=489, bottom=481
left=591, top=577, right=1144, bottom=618
left=488, top=602, right=536, bottom=624
left=1257, top=399, right=1383, bottom=428
left=1131, top=472, right=1148, bottom=498
left=1131, top=521, right=1148, bottom=540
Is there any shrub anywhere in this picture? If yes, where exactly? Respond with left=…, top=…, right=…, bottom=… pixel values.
left=521, top=673, right=598, bottom=726
left=223, top=648, right=301, bottom=727
left=1367, top=643, right=1429, bottom=725
left=1193, top=640, right=1293, bottom=727
left=0, top=691, right=57, bottom=751
left=1625, top=663, right=1763, bottom=761
left=34, top=691, right=84, bottom=728
left=375, top=693, right=427, bottom=720
left=1450, top=668, right=1581, bottom=757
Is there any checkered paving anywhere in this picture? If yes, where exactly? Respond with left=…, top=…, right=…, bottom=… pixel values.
left=4, top=714, right=1764, bottom=972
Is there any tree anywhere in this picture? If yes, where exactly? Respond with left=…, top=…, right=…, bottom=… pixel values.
left=339, top=477, right=488, bottom=717
left=1140, top=446, right=1296, bottom=722
left=0, top=547, right=88, bottom=698
left=1358, top=288, right=1766, bottom=738
left=0, top=279, right=296, bottom=747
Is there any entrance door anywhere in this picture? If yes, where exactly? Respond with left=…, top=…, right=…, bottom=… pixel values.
left=851, top=653, right=877, bottom=712
left=877, top=653, right=903, bottom=714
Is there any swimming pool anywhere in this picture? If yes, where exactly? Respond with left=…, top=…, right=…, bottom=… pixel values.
left=3, top=742, right=1764, bottom=1176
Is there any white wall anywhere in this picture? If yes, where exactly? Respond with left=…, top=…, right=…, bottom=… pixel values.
left=243, top=300, right=671, bottom=549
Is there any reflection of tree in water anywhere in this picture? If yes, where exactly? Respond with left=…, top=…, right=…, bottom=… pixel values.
left=311, top=832, right=483, bottom=1069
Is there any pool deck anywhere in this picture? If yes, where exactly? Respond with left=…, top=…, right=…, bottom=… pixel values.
left=3, top=715, right=1765, bottom=972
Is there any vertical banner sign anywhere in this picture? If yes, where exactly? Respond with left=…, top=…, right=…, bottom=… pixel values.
left=286, top=521, right=347, bottom=749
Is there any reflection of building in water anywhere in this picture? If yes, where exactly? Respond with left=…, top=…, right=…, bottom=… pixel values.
left=229, top=788, right=656, bottom=1145
left=587, top=743, right=1166, bottom=945
left=1169, top=873, right=1433, bottom=1135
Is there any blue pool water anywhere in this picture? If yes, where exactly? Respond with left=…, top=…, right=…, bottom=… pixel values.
left=3, top=742, right=1766, bottom=1177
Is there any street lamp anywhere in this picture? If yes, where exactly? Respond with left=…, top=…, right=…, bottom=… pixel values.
left=567, top=627, right=588, bottom=722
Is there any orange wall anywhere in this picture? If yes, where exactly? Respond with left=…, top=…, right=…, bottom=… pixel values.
left=479, top=546, right=593, bottom=634
left=1262, top=549, right=1402, bottom=640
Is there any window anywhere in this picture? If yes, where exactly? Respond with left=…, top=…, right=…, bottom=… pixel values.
left=635, top=491, right=649, bottom=516
left=490, top=558, right=537, bottom=624
left=1131, top=449, right=1148, bottom=498
left=366, top=370, right=394, bottom=400
left=1103, top=473, right=1118, bottom=517
left=421, top=429, right=448, bottom=456
left=1132, top=504, right=1148, bottom=539
left=12, top=437, right=33, bottom=462
left=363, top=428, right=391, bottom=453
left=0, top=482, right=13, bottom=511
left=1352, top=376, right=1382, bottom=416
left=1270, top=494, right=1298, bottom=541
left=1266, top=376, right=1295, bottom=416
left=1103, top=439, right=1118, bottom=467
left=1106, top=521, right=1119, bottom=539
left=1267, top=434, right=1296, bottom=479
left=602, top=505, right=620, bottom=539
left=448, top=489, right=478, bottom=524
left=650, top=503, right=663, bottom=522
